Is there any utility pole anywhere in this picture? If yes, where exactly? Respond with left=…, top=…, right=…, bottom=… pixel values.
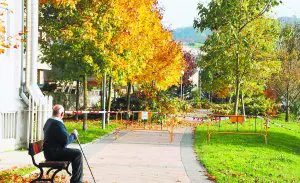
left=180, top=70, right=184, bottom=100
left=102, top=72, right=106, bottom=129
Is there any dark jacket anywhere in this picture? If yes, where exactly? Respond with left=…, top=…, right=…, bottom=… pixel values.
left=43, top=118, right=76, bottom=160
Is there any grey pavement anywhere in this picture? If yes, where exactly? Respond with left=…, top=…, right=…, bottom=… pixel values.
left=0, top=128, right=212, bottom=183
left=83, top=128, right=212, bottom=183
left=0, top=150, right=31, bottom=170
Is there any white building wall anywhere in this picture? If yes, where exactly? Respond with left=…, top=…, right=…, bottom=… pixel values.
left=0, top=1, right=27, bottom=151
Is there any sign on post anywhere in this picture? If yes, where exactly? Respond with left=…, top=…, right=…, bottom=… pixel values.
left=141, top=111, right=148, bottom=120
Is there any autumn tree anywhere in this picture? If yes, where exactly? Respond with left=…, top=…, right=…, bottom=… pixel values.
left=270, top=24, right=300, bottom=121
left=40, top=0, right=186, bottom=118
left=39, top=0, right=114, bottom=130
left=0, top=1, right=21, bottom=54
left=0, top=1, right=9, bottom=54
left=194, top=0, right=281, bottom=115
left=107, top=0, right=185, bottom=113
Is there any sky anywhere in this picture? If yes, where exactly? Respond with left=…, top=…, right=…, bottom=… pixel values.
left=158, top=0, right=300, bottom=30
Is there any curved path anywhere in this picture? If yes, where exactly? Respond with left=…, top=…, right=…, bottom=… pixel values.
left=81, top=127, right=212, bottom=183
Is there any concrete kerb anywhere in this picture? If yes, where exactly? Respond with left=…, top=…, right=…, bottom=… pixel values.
left=180, top=128, right=213, bottom=183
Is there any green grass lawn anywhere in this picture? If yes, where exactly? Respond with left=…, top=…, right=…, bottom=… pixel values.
left=65, top=120, right=119, bottom=144
left=194, top=119, right=300, bottom=183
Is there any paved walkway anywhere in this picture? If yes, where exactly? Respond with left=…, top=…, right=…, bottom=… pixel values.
left=82, top=128, right=211, bottom=183
left=0, top=128, right=212, bottom=183
left=0, top=150, right=31, bottom=170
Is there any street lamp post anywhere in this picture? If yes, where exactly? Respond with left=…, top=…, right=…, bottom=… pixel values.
left=180, top=70, right=184, bottom=100
left=197, top=67, right=201, bottom=100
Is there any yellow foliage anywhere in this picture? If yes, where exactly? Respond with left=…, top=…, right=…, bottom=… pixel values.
left=40, top=0, right=185, bottom=89
left=40, top=0, right=79, bottom=8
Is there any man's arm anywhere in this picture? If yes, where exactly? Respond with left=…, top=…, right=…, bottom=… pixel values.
left=53, top=122, right=76, bottom=146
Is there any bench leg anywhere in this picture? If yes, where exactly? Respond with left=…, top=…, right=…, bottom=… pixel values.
left=66, top=162, right=72, bottom=176
left=51, top=169, right=62, bottom=183
left=30, top=167, right=44, bottom=183
left=46, top=168, right=55, bottom=175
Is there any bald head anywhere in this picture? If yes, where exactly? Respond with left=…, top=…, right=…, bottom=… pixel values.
left=52, top=104, right=64, bottom=118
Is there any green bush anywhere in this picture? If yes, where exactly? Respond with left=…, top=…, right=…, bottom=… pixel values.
left=200, top=100, right=213, bottom=109
left=211, top=103, right=233, bottom=115
left=245, top=95, right=273, bottom=115
left=154, top=96, right=193, bottom=114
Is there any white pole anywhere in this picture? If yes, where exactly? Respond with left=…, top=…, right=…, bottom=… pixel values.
left=27, top=96, right=31, bottom=146
left=0, top=113, right=2, bottom=140
left=102, top=73, right=106, bottom=129
left=30, top=0, right=38, bottom=85
left=26, top=0, right=31, bottom=87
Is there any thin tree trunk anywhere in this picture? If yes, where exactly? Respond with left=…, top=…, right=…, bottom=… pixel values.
left=198, top=69, right=201, bottom=101
left=113, top=87, right=116, bottom=102
left=241, top=91, right=246, bottom=120
left=83, top=74, right=88, bottom=131
left=234, top=81, right=240, bottom=115
left=106, top=77, right=112, bottom=124
left=75, top=80, right=80, bottom=121
left=285, top=83, right=289, bottom=122
left=126, top=82, right=132, bottom=120
left=234, top=49, right=240, bottom=115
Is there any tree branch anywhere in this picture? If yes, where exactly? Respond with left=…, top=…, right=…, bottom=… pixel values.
left=238, top=0, right=271, bottom=33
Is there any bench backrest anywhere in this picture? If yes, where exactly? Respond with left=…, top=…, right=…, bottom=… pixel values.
left=28, top=140, right=44, bottom=156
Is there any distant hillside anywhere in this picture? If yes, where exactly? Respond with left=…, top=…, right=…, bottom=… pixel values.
left=172, top=17, right=300, bottom=44
left=278, top=16, right=300, bottom=25
left=172, top=27, right=211, bottom=44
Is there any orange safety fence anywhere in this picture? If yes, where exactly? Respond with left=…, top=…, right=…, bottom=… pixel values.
left=206, top=115, right=270, bottom=144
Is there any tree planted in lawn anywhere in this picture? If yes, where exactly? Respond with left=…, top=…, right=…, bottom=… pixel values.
left=194, top=0, right=281, bottom=115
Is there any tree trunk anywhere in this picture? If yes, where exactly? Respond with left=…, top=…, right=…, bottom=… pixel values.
left=106, top=77, right=112, bottom=124
left=234, top=81, right=240, bottom=115
left=234, top=49, right=240, bottom=115
left=241, top=91, right=246, bottom=120
left=285, top=83, right=289, bottom=122
left=83, top=74, right=88, bottom=131
left=102, top=72, right=106, bottom=129
left=126, top=82, right=131, bottom=120
left=113, top=87, right=116, bottom=102
left=75, top=80, right=80, bottom=121
left=198, top=69, right=201, bottom=101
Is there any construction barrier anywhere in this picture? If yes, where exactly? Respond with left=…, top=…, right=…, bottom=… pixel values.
left=206, top=115, right=269, bottom=144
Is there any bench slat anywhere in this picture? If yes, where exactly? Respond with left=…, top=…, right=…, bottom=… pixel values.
left=39, top=161, right=69, bottom=168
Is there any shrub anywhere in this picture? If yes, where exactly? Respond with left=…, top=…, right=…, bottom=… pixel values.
left=212, top=103, right=233, bottom=115
left=244, top=95, right=273, bottom=115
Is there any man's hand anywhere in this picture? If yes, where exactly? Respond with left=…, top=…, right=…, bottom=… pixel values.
left=72, top=129, right=79, bottom=140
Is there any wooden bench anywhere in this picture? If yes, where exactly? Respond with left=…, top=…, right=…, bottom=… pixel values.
left=28, top=140, right=71, bottom=183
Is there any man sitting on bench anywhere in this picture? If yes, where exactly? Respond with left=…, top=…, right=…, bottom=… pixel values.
left=43, top=104, right=83, bottom=183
